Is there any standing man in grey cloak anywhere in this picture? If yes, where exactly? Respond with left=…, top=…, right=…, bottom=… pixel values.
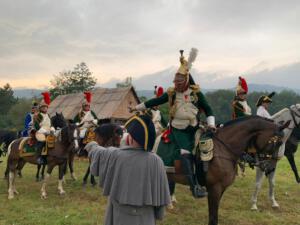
left=85, top=115, right=171, bottom=225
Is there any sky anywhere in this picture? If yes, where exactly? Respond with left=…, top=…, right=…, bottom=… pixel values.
left=0, top=0, right=300, bottom=88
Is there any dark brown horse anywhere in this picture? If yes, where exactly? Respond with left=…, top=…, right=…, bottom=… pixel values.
left=6, top=124, right=80, bottom=199
left=165, top=116, right=286, bottom=225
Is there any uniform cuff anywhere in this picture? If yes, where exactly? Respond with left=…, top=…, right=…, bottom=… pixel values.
left=207, top=116, right=215, bottom=127
left=135, top=103, right=146, bottom=111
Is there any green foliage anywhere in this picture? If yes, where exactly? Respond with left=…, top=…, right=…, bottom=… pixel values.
left=0, top=98, right=32, bottom=131
left=0, top=83, right=17, bottom=115
left=50, top=62, right=97, bottom=98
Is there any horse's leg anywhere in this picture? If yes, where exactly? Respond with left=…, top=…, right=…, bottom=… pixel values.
left=41, top=164, right=54, bottom=199
left=16, top=159, right=25, bottom=178
left=286, top=153, right=300, bottom=183
left=91, top=174, right=96, bottom=186
left=58, top=163, right=66, bottom=195
left=69, top=153, right=77, bottom=181
left=41, top=164, right=46, bottom=180
left=8, top=170, right=16, bottom=199
left=268, top=170, right=279, bottom=208
left=82, top=165, right=90, bottom=186
left=251, top=167, right=264, bottom=210
left=36, top=165, right=41, bottom=182
left=167, top=180, right=177, bottom=209
left=207, top=184, right=224, bottom=225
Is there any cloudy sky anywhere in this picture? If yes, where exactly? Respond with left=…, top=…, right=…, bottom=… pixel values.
left=0, top=0, right=300, bottom=88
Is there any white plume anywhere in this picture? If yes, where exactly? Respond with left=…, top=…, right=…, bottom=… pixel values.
left=187, top=48, right=198, bottom=70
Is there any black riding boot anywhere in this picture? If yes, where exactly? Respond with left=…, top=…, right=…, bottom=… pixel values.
left=180, top=154, right=207, bottom=198
left=36, top=141, right=46, bottom=165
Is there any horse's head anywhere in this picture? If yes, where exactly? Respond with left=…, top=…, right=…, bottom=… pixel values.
left=61, top=124, right=80, bottom=153
left=51, top=112, right=67, bottom=129
left=254, top=119, right=287, bottom=155
left=94, top=123, right=124, bottom=147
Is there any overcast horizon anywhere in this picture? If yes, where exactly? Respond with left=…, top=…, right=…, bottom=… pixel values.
left=1, top=0, right=300, bottom=89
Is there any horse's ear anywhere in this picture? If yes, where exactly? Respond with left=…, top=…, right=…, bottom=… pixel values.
left=279, top=120, right=291, bottom=131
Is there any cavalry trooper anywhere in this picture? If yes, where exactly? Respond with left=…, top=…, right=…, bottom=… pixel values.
left=131, top=48, right=215, bottom=198
left=232, top=76, right=252, bottom=119
left=34, top=92, right=54, bottom=165
left=145, top=86, right=168, bottom=135
left=73, top=92, right=98, bottom=140
left=22, top=102, right=39, bottom=137
left=256, top=92, right=275, bottom=119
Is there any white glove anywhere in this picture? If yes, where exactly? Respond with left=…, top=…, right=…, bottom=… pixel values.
left=135, top=103, right=146, bottom=111
left=50, top=127, right=55, bottom=133
left=206, top=116, right=216, bottom=128
left=75, top=122, right=80, bottom=126
left=38, top=128, right=48, bottom=135
left=92, top=119, right=98, bottom=125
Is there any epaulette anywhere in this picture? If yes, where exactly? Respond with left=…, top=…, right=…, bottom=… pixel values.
left=167, top=87, right=175, bottom=96
left=190, top=84, right=200, bottom=92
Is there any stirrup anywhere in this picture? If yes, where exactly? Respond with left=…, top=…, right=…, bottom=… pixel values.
left=192, top=185, right=207, bottom=198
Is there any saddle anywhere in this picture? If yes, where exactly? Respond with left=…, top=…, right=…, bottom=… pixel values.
left=82, top=128, right=96, bottom=144
left=19, top=134, right=56, bottom=157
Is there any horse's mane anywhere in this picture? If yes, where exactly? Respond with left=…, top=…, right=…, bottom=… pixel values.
left=271, top=108, right=289, bottom=120
left=222, top=116, right=273, bottom=128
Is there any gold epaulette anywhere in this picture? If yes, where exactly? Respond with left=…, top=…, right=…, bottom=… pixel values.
left=190, top=84, right=200, bottom=92
left=167, top=87, right=175, bottom=96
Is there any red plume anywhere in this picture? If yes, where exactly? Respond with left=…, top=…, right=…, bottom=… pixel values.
left=84, top=91, right=92, bottom=103
left=41, top=92, right=51, bottom=105
left=156, top=86, right=164, bottom=98
left=239, top=76, right=248, bottom=94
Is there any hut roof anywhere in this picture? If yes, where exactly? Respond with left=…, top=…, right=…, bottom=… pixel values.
left=48, top=86, right=140, bottom=120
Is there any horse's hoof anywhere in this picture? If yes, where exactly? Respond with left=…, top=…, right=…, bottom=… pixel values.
left=8, top=194, right=14, bottom=200
left=59, top=190, right=66, bottom=195
left=41, top=192, right=47, bottom=199
left=272, top=201, right=280, bottom=208
left=71, top=173, right=77, bottom=181
left=13, top=190, right=19, bottom=195
left=251, top=204, right=258, bottom=210
left=171, top=195, right=178, bottom=204
left=167, top=203, right=174, bottom=210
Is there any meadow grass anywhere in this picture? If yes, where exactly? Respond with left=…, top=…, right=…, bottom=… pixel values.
left=0, top=153, right=299, bottom=225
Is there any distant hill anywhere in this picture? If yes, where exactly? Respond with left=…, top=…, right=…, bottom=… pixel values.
left=13, top=88, right=44, bottom=99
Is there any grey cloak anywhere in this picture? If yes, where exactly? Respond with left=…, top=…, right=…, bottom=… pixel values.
left=85, top=141, right=171, bottom=225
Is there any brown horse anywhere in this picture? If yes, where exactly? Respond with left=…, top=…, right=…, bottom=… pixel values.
left=165, top=116, right=287, bottom=225
left=6, top=124, right=80, bottom=199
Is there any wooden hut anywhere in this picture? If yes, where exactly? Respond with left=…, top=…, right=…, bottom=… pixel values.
left=48, top=86, right=140, bottom=124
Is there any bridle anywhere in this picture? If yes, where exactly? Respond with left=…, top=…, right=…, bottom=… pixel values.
left=289, top=107, right=300, bottom=129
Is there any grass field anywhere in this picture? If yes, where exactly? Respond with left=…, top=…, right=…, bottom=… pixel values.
left=0, top=153, right=300, bottom=225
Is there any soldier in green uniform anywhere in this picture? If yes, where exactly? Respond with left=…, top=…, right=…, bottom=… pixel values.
left=73, top=92, right=98, bottom=139
left=132, top=48, right=215, bottom=198
left=232, top=76, right=251, bottom=119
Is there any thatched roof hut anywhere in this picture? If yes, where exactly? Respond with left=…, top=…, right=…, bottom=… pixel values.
left=48, top=86, right=140, bottom=124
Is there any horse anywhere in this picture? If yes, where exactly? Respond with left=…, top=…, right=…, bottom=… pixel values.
left=251, top=104, right=300, bottom=210
left=6, top=123, right=80, bottom=199
left=35, top=113, right=78, bottom=182
left=154, top=116, right=287, bottom=225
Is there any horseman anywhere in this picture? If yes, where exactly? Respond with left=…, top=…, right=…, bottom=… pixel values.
left=22, top=102, right=39, bottom=137
left=34, top=92, right=54, bottom=165
left=256, top=92, right=275, bottom=119
left=131, top=48, right=215, bottom=198
left=145, top=86, right=168, bottom=135
left=232, top=77, right=251, bottom=119
left=73, top=92, right=98, bottom=140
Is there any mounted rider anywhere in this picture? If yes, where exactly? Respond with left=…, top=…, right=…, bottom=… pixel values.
left=132, top=48, right=215, bottom=198
left=73, top=92, right=98, bottom=140
left=145, top=86, right=168, bottom=135
left=34, top=92, right=54, bottom=165
left=232, top=77, right=251, bottom=119
left=256, top=92, right=275, bottom=119
left=22, top=102, right=39, bottom=137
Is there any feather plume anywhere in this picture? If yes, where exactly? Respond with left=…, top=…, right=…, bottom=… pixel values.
left=187, top=48, right=198, bottom=70
left=41, top=92, right=51, bottom=105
